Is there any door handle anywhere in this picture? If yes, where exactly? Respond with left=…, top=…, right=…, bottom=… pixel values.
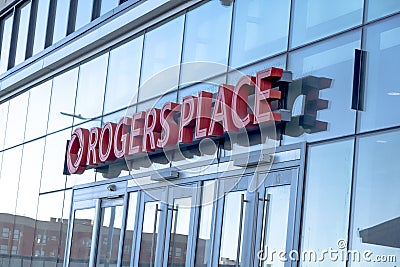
left=258, top=194, right=271, bottom=267
left=149, top=204, right=161, bottom=267
left=235, top=194, right=249, bottom=267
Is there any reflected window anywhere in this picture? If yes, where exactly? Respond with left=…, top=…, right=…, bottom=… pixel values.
left=300, top=140, right=354, bottom=267
left=350, top=131, right=400, bottom=267
left=290, top=0, right=363, bottom=48
left=219, top=191, right=246, bottom=266
left=40, top=129, right=71, bottom=193
left=104, top=36, right=143, bottom=114
left=0, top=147, right=23, bottom=215
left=230, top=0, right=290, bottom=68
left=70, top=207, right=96, bottom=265
left=52, top=0, right=70, bottom=44
left=138, top=201, right=160, bottom=267
left=139, top=16, right=184, bottom=101
left=358, top=15, right=400, bottom=132
left=74, top=0, right=94, bottom=31
left=121, top=192, right=138, bottom=267
left=14, top=1, right=32, bottom=66
left=2, top=228, right=10, bottom=238
left=32, top=0, right=51, bottom=55
left=24, top=81, right=52, bottom=141
left=100, top=0, right=119, bottom=16
left=47, top=68, right=78, bottom=134
left=366, top=0, right=400, bottom=21
left=0, top=13, right=13, bottom=73
left=4, top=92, right=29, bottom=148
left=283, top=30, right=360, bottom=144
left=74, top=53, right=109, bottom=123
left=195, top=181, right=215, bottom=267
left=180, top=1, right=232, bottom=83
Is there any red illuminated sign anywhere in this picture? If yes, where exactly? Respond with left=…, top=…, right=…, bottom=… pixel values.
left=66, top=67, right=284, bottom=174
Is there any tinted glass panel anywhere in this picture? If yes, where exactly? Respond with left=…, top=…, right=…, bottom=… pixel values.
left=138, top=201, right=160, bottom=267
left=52, top=0, right=70, bottom=44
left=75, top=0, right=93, bottom=31
left=33, top=191, right=65, bottom=265
left=40, top=129, right=71, bottom=193
left=167, top=197, right=192, bottom=266
left=301, top=140, right=354, bottom=267
left=290, top=0, right=363, bottom=48
left=104, top=36, right=143, bottom=114
left=195, top=181, right=215, bottom=267
left=32, top=0, right=51, bottom=55
left=12, top=139, right=45, bottom=266
left=0, top=102, right=9, bottom=150
left=4, top=92, right=29, bottom=148
left=47, top=68, right=78, bottom=134
left=0, top=14, right=14, bottom=73
left=139, top=16, right=184, bottom=101
left=100, top=0, right=119, bottom=16
left=283, top=31, right=360, bottom=144
left=69, top=208, right=96, bottom=266
left=14, top=2, right=32, bottom=66
left=181, top=2, right=232, bottom=83
left=97, top=204, right=124, bottom=267
left=350, top=131, right=400, bottom=267
left=74, top=53, right=109, bottom=123
left=219, top=191, right=246, bottom=266
left=24, top=81, right=52, bottom=141
left=366, top=0, right=400, bottom=21
left=358, top=16, right=400, bottom=132
left=230, top=0, right=290, bottom=68
left=0, top=147, right=23, bottom=215
left=121, top=192, right=138, bottom=267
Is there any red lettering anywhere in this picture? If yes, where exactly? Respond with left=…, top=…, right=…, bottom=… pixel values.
left=232, top=76, right=256, bottom=129
left=67, top=128, right=89, bottom=174
left=178, top=96, right=197, bottom=143
left=195, top=91, right=213, bottom=139
left=143, top=108, right=162, bottom=152
left=99, top=122, right=117, bottom=162
left=128, top=112, right=145, bottom=156
left=158, top=102, right=180, bottom=148
left=114, top=117, right=131, bottom=158
left=87, top=127, right=101, bottom=165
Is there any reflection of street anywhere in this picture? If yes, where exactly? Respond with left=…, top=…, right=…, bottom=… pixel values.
left=0, top=213, right=208, bottom=266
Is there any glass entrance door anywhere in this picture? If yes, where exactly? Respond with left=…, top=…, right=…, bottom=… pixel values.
left=253, top=168, right=299, bottom=267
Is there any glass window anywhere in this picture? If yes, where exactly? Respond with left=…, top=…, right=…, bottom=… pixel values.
left=0, top=13, right=14, bottom=73
left=52, top=0, right=70, bottom=44
left=74, top=0, right=94, bottom=31
left=366, top=0, right=400, bottom=22
left=97, top=204, right=124, bottom=266
left=180, top=2, right=233, bottom=83
left=34, top=191, right=65, bottom=262
left=283, top=30, right=361, bottom=144
left=350, top=131, right=400, bottom=267
left=290, top=0, right=363, bottom=48
left=74, top=53, right=109, bottom=124
left=47, top=67, right=78, bottom=134
left=138, top=201, right=160, bottom=266
left=100, top=0, right=119, bottom=16
left=121, top=192, right=138, bottom=267
left=24, top=81, right=52, bottom=141
left=32, top=0, right=51, bottom=55
left=103, top=36, right=143, bottom=115
left=0, top=146, right=23, bottom=215
left=0, top=102, right=9, bottom=150
left=300, top=139, right=354, bottom=267
left=358, top=15, right=400, bottom=132
left=2, top=228, right=9, bottom=238
left=219, top=191, right=246, bottom=266
left=230, top=0, right=290, bottom=68
left=14, top=1, right=32, bottom=66
left=39, top=129, right=71, bottom=193
left=15, top=139, right=45, bottom=220
left=139, top=16, right=184, bottom=101
left=59, top=189, right=72, bottom=265
left=4, top=92, right=29, bottom=148
left=195, top=181, right=215, bottom=267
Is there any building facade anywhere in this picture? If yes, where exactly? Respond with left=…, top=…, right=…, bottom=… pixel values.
left=0, top=0, right=399, bottom=266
